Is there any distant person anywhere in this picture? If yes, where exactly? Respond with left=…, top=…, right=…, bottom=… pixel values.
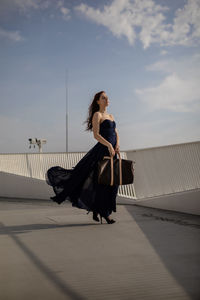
left=46, top=91, right=120, bottom=224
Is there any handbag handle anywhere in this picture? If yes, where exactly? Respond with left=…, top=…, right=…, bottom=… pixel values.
left=103, top=151, right=122, bottom=185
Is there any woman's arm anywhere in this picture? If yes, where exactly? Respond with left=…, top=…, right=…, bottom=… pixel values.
left=115, top=128, right=120, bottom=146
left=114, top=128, right=120, bottom=153
left=109, top=114, right=120, bottom=153
left=92, top=112, right=116, bottom=156
left=110, top=114, right=120, bottom=148
left=92, top=112, right=111, bottom=148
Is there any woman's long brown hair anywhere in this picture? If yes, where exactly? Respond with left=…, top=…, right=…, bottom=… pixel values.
left=84, top=91, right=105, bottom=131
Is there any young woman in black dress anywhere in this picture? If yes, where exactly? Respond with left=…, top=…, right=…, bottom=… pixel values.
left=46, top=91, right=120, bottom=224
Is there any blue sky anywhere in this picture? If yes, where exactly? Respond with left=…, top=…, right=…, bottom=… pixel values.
left=0, top=0, right=200, bottom=153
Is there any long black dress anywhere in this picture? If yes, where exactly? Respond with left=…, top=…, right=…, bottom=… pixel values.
left=46, top=119, right=119, bottom=217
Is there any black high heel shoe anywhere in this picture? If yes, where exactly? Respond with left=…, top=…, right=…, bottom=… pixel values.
left=100, top=216, right=116, bottom=224
left=93, top=212, right=100, bottom=222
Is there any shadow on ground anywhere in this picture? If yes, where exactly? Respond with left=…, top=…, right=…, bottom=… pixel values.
left=125, top=204, right=200, bottom=300
left=0, top=221, right=87, bottom=300
left=0, top=222, right=96, bottom=235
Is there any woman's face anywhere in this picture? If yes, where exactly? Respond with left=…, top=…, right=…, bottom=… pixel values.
left=98, top=92, right=109, bottom=107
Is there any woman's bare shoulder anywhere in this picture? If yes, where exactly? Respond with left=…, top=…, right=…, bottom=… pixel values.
left=93, top=111, right=101, bottom=120
left=92, top=112, right=101, bottom=125
left=109, top=113, right=115, bottom=120
left=93, top=111, right=101, bottom=117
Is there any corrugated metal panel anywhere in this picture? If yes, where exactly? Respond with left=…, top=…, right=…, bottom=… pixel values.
left=126, top=141, right=200, bottom=199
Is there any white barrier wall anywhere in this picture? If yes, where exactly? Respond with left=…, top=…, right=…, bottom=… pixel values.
left=126, top=141, right=200, bottom=199
left=0, top=171, right=199, bottom=215
left=0, top=152, right=90, bottom=179
left=133, top=189, right=200, bottom=215
left=0, top=141, right=200, bottom=215
left=0, top=151, right=135, bottom=199
left=0, top=171, right=52, bottom=200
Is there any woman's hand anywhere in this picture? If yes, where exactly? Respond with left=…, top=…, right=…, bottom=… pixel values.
left=115, top=144, right=120, bottom=154
left=108, top=143, right=115, bottom=156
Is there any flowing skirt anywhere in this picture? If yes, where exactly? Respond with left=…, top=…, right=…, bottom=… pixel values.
left=46, top=141, right=119, bottom=217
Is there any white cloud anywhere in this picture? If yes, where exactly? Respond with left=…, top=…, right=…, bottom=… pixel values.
left=10, top=0, right=51, bottom=11
left=75, top=0, right=168, bottom=47
left=60, top=6, right=71, bottom=21
left=168, top=0, right=200, bottom=46
left=156, top=0, right=200, bottom=47
left=136, top=54, right=200, bottom=112
left=0, top=0, right=70, bottom=21
left=0, top=27, right=24, bottom=42
left=56, top=0, right=71, bottom=21
left=75, top=0, right=200, bottom=48
left=9, top=0, right=40, bottom=12
left=0, top=0, right=51, bottom=18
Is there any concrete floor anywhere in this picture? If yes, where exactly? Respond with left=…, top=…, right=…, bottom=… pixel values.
left=0, top=197, right=199, bottom=300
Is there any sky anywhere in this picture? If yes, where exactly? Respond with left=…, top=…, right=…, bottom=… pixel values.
left=0, top=0, right=200, bottom=153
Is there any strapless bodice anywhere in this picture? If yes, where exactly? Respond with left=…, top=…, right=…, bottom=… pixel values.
left=100, top=119, right=116, bottom=129
left=99, top=119, right=116, bottom=146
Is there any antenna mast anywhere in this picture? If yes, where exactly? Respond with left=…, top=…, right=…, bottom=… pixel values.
left=66, top=68, right=68, bottom=152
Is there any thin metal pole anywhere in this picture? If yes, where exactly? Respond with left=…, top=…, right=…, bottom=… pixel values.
left=66, top=68, right=68, bottom=152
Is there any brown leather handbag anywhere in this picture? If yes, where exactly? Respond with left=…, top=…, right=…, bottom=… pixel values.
left=97, top=152, right=135, bottom=186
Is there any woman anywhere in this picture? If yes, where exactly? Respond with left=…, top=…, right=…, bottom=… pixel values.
left=46, top=91, right=120, bottom=224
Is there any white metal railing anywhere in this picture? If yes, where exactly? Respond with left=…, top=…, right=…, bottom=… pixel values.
left=1, top=141, right=199, bottom=200
left=126, top=141, right=200, bottom=198
left=0, top=151, right=136, bottom=199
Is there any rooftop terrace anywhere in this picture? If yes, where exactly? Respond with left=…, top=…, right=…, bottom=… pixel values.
left=0, top=197, right=199, bottom=300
